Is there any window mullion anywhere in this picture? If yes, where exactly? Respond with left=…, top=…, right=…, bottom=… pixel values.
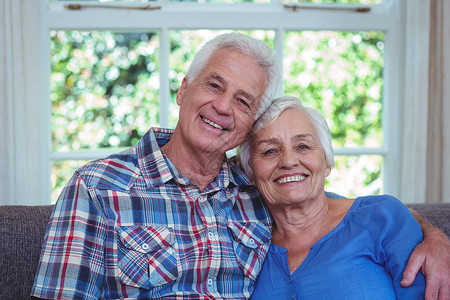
left=333, top=148, right=388, bottom=156
left=275, top=28, right=284, bottom=96
left=159, top=28, right=170, bottom=128
left=41, top=0, right=52, bottom=205
left=50, top=151, right=126, bottom=161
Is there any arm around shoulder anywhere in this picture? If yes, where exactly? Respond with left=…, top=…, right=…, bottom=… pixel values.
left=402, top=208, right=450, bottom=300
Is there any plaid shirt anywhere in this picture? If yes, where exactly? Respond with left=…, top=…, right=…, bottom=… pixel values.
left=32, top=128, right=273, bottom=300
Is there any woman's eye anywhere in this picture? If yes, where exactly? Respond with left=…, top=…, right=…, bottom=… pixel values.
left=298, top=144, right=310, bottom=150
left=263, top=149, right=276, bottom=155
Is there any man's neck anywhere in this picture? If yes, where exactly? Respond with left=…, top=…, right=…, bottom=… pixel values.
left=161, top=133, right=225, bottom=191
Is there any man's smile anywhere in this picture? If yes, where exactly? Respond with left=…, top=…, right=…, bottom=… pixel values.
left=201, top=116, right=226, bottom=131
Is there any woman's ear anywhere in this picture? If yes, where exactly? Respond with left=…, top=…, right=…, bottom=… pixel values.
left=325, top=165, right=332, bottom=177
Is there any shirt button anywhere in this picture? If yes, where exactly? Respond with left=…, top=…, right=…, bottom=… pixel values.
left=249, top=238, right=255, bottom=245
left=208, top=232, right=214, bottom=239
left=142, top=243, right=149, bottom=250
left=207, top=278, right=213, bottom=285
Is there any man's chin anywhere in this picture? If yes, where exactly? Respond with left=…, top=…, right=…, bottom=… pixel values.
left=194, top=132, right=245, bottom=156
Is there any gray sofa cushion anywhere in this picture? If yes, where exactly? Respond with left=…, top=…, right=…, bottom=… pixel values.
left=0, top=205, right=53, bottom=300
left=406, top=203, right=450, bottom=237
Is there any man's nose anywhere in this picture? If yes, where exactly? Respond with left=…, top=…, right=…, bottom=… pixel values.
left=211, top=93, right=233, bottom=115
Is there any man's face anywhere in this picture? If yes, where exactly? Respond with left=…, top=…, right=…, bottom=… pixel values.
left=176, top=49, right=267, bottom=156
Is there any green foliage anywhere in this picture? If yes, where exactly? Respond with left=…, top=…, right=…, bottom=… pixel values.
left=51, top=31, right=160, bottom=152
left=50, top=29, right=384, bottom=201
left=284, top=31, right=384, bottom=149
left=54, top=0, right=378, bottom=3
left=283, top=31, right=384, bottom=195
left=291, top=0, right=380, bottom=3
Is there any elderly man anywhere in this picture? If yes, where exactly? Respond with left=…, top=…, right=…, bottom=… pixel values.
left=32, top=33, right=449, bottom=300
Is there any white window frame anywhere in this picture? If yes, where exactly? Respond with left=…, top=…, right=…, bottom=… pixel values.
left=38, top=0, right=405, bottom=204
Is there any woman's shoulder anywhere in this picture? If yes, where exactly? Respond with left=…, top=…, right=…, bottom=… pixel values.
left=348, top=194, right=414, bottom=226
left=355, top=194, right=407, bottom=211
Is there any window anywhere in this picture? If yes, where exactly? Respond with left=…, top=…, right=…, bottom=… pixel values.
left=44, top=0, right=401, bottom=203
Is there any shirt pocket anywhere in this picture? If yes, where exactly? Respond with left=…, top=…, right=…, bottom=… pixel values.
left=227, top=222, right=271, bottom=281
left=116, top=225, right=178, bottom=290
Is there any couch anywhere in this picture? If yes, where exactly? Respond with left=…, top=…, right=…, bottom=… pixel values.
left=0, top=203, right=449, bottom=300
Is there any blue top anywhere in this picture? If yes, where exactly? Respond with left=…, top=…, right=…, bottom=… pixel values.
left=250, top=195, right=425, bottom=300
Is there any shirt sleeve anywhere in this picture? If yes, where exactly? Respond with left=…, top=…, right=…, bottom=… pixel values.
left=31, top=172, right=106, bottom=300
left=361, top=195, right=426, bottom=299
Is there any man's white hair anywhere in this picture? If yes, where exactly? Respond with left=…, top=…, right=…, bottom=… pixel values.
left=186, top=32, right=280, bottom=119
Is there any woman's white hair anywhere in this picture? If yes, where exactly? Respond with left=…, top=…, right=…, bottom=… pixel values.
left=238, top=96, right=335, bottom=179
left=186, top=32, right=280, bottom=119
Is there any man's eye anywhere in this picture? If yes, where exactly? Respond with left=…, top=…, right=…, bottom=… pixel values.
left=238, top=98, right=250, bottom=108
left=209, top=82, right=220, bottom=89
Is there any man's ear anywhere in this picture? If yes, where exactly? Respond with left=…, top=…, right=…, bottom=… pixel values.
left=176, top=77, right=189, bottom=106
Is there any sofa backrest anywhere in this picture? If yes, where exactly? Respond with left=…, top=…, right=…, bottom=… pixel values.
left=406, top=203, right=450, bottom=237
left=0, top=205, right=54, bottom=300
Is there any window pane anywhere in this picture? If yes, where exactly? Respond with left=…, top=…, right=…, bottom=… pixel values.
left=51, top=160, right=91, bottom=203
left=168, top=29, right=276, bottom=128
left=52, top=0, right=269, bottom=2
left=53, top=0, right=379, bottom=3
left=326, top=155, right=383, bottom=197
left=283, top=31, right=384, bottom=149
left=51, top=31, right=159, bottom=152
left=53, top=0, right=158, bottom=2
left=282, top=0, right=380, bottom=4
left=169, top=0, right=271, bottom=2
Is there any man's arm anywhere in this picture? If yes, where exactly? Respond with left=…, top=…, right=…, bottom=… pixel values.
left=401, top=209, right=450, bottom=300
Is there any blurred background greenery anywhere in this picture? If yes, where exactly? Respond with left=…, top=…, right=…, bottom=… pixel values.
left=50, top=29, right=384, bottom=202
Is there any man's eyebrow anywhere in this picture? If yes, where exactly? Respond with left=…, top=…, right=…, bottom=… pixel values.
left=209, top=72, right=226, bottom=85
left=209, top=72, right=257, bottom=104
left=238, top=90, right=257, bottom=104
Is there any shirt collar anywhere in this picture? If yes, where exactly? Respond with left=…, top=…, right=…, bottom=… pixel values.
left=135, top=127, right=176, bottom=189
left=135, top=128, right=253, bottom=190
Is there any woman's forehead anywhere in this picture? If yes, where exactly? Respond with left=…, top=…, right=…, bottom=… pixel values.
left=266, top=108, right=314, bottom=134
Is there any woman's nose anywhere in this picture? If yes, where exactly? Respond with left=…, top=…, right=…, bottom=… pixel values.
left=278, top=149, right=299, bottom=169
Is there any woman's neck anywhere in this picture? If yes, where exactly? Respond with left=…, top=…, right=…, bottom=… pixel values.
left=270, top=197, right=354, bottom=273
left=271, top=196, right=330, bottom=247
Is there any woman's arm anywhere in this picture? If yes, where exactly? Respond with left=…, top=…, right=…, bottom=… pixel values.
left=401, top=209, right=450, bottom=300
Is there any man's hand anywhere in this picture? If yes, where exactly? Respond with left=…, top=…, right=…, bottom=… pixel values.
left=401, top=213, right=450, bottom=300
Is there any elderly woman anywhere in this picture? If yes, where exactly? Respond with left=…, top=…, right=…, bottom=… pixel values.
left=239, top=96, right=425, bottom=299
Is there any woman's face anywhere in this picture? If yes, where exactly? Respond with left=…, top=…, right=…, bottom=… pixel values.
left=250, top=108, right=331, bottom=207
